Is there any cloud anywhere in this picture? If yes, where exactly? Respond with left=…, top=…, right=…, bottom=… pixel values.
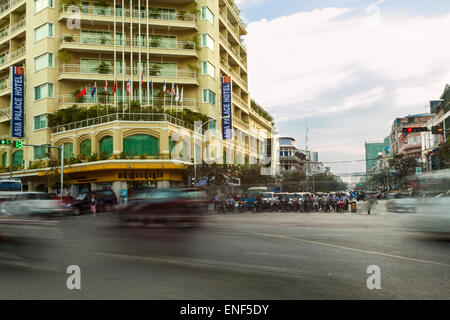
left=244, top=7, right=450, bottom=174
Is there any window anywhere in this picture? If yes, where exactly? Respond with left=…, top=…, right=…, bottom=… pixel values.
left=34, top=114, right=48, bottom=130
left=208, top=119, right=216, bottom=129
left=123, top=135, right=159, bottom=157
left=34, top=53, right=53, bottom=71
left=202, top=89, right=216, bottom=106
left=13, top=150, right=23, bottom=167
left=35, top=0, right=54, bottom=14
left=34, top=83, right=54, bottom=100
left=100, top=136, right=113, bottom=156
left=80, top=139, right=92, bottom=156
left=34, top=23, right=53, bottom=42
left=81, top=30, right=112, bottom=45
left=81, top=59, right=112, bottom=74
left=202, top=61, right=215, bottom=79
left=201, top=6, right=214, bottom=25
left=201, top=34, right=215, bottom=52
left=1, top=153, right=6, bottom=167
left=34, top=146, right=47, bottom=160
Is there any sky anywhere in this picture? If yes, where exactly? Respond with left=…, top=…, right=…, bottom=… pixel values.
left=235, top=0, right=450, bottom=177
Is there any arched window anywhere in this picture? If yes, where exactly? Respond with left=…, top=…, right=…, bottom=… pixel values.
left=1, top=153, right=7, bottom=167
left=169, top=136, right=188, bottom=159
left=80, top=139, right=92, bottom=156
left=13, top=150, right=23, bottom=167
left=123, top=134, right=159, bottom=157
left=64, top=143, right=73, bottom=160
left=99, top=136, right=113, bottom=156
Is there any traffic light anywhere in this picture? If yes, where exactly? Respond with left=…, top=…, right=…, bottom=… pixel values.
left=431, top=123, right=444, bottom=135
left=0, top=139, right=11, bottom=145
left=402, top=127, right=428, bottom=133
left=13, top=140, right=23, bottom=148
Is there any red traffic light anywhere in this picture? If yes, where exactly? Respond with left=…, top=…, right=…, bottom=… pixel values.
left=408, top=128, right=412, bottom=132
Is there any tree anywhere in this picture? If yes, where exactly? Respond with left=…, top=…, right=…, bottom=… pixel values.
left=388, top=153, right=422, bottom=178
left=433, top=137, right=450, bottom=169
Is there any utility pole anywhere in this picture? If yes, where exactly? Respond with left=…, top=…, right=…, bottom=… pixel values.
left=23, top=144, right=64, bottom=197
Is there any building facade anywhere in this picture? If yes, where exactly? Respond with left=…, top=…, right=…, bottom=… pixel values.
left=279, top=137, right=305, bottom=172
left=365, top=136, right=390, bottom=173
left=0, top=0, right=275, bottom=196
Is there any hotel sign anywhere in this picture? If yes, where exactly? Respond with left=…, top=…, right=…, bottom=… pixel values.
left=11, top=66, right=25, bottom=138
left=221, top=76, right=232, bottom=140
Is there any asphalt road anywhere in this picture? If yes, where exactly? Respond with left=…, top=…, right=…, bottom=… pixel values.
left=0, top=204, right=449, bottom=299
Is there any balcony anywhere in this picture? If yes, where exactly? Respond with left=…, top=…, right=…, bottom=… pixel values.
left=0, top=0, right=25, bottom=18
left=0, top=18, right=25, bottom=45
left=219, top=13, right=246, bottom=54
left=232, top=93, right=248, bottom=109
left=57, top=95, right=199, bottom=111
left=59, top=34, right=197, bottom=57
left=58, top=5, right=197, bottom=30
left=0, top=107, right=10, bottom=123
left=0, top=78, right=10, bottom=96
left=233, top=116, right=249, bottom=131
left=59, top=64, right=198, bottom=85
left=0, top=46, right=25, bottom=71
left=51, top=112, right=194, bottom=134
left=219, top=33, right=247, bottom=70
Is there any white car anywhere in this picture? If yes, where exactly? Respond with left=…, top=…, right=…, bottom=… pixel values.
left=1, top=192, right=72, bottom=217
left=385, top=193, right=417, bottom=213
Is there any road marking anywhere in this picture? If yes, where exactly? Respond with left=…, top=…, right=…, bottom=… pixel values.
left=243, top=231, right=450, bottom=268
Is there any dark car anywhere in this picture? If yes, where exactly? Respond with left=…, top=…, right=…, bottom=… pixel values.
left=67, top=189, right=118, bottom=215
left=119, top=188, right=208, bottom=228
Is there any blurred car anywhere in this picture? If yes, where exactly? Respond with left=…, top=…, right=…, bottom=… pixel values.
left=66, top=189, right=118, bottom=215
left=119, top=188, right=208, bottom=228
left=0, top=192, right=72, bottom=217
left=385, top=193, right=417, bottom=213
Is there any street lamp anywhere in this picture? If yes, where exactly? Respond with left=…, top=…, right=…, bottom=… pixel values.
left=193, top=118, right=218, bottom=184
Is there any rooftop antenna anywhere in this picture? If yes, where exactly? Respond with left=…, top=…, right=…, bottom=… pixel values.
left=305, top=104, right=309, bottom=152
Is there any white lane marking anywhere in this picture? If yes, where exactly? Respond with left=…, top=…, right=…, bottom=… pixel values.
left=243, top=231, right=450, bottom=268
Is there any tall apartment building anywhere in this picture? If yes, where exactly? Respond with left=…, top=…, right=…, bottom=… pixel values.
left=365, top=137, right=390, bottom=173
left=0, top=0, right=275, bottom=196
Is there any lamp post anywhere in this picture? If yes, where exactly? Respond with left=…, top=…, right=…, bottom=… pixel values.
left=193, top=119, right=218, bottom=184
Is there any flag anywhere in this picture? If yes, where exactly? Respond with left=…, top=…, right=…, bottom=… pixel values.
left=126, top=79, right=130, bottom=93
left=113, top=79, right=117, bottom=93
left=104, top=79, right=108, bottom=94
left=77, top=87, right=86, bottom=99
left=175, top=86, right=179, bottom=102
left=180, top=87, right=183, bottom=103
left=141, top=71, right=144, bottom=87
left=149, top=80, right=153, bottom=94
left=171, top=83, right=175, bottom=96
left=162, top=81, right=167, bottom=96
left=91, top=82, right=97, bottom=98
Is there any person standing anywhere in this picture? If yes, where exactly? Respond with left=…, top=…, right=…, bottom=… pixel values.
left=90, top=194, right=97, bottom=216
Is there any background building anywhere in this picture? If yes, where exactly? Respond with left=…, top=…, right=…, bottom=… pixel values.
left=365, top=136, right=390, bottom=173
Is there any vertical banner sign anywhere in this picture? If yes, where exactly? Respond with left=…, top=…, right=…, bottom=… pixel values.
left=11, top=66, right=25, bottom=138
left=222, top=76, right=232, bottom=140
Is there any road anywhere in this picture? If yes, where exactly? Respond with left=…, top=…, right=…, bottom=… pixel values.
left=0, top=204, right=449, bottom=299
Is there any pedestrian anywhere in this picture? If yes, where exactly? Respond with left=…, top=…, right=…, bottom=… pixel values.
left=90, top=194, right=97, bottom=216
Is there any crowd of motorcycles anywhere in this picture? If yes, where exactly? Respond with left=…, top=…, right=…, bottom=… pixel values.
left=217, top=193, right=362, bottom=214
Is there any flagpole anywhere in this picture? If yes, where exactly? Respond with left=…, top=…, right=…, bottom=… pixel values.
left=121, top=0, right=125, bottom=114
left=146, top=0, right=149, bottom=111
left=130, top=0, right=133, bottom=105
left=138, top=0, right=142, bottom=110
left=113, top=0, right=116, bottom=112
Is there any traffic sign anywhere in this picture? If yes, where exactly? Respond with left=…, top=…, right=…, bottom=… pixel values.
left=415, top=167, right=422, bottom=175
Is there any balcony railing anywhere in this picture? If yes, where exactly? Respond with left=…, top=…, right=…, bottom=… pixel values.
left=0, top=18, right=25, bottom=42
left=232, top=93, right=248, bottom=107
left=59, top=64, right=197, bottom=80
left=219, top=33, right=247, bottom=68
left=59, top=4, right=196, bottom=24
left=233, top=116, right=249, bottom=129
left=51, top=112, right=194, bottom=134
left=0, top=46, right=25, bottom=67
left=57, top=94, right=198, bottom=109
left=0, top=108, right=10, bottom=118
left=0, top=0, right=25, bottom=16
left=59, top=34, right=196, bottom=51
